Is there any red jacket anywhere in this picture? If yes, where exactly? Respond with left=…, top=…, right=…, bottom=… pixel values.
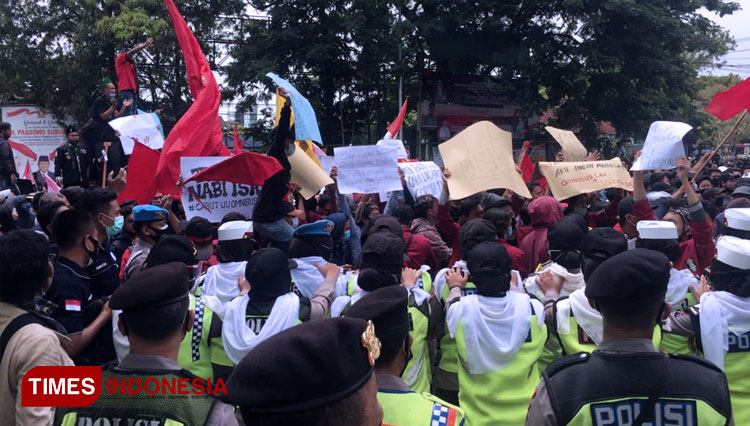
left=437, top=203, right=462, bottom=267
left=402, top=226, right=438, bottom=271
left=498, top=238, right=529, bottom=279
left=632, top=200, right=715, bottom=276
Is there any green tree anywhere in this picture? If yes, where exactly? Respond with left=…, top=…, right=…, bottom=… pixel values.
left=686, top=74, right=750, bottom=146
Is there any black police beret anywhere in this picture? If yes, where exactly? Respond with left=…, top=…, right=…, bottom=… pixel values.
left=223, top=318, right=380, bottom=413
left=548, top=216, right=588, bottom=251
left=345, top=285, right=410, bottom=343
left=585, top=249, right=670, bottom=302
left=110, top=262, right=190, bottom=310
left=361, top=233, right=405, bottom=268
left=581, top=227, right=627, bottom=261
left=146, top=235, right=209, bottom=267
left=466, top=241, right=511, bottom=296
left=459, top=219, right=497, bottom=251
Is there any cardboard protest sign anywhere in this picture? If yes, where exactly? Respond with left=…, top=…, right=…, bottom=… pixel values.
left=399, top=162, right=443, bottom=199
left=545, top=126, right=588, bottom=162
left=180, top=157, right=261, bottom=222
left=334, top=145, right=401, bottom=194
left=438, top=121, right=531, bottom=199
left=538, top=158, right=633, bottom=200
left=109, top=114, right=165, bottom=155
left=289, top=146, right=333, bottom=199
left=630, top=121, right=692, bottom=171
left=377, top=139, right=408, bottom=160
left=267, top=73, right=323, bottom=143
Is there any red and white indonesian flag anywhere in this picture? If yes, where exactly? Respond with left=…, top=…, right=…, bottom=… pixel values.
left=65, top=299, right=81, bottom=312
left=44, top=174, right=61, bottom=193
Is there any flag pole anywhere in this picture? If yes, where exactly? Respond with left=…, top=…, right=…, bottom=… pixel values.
left=692, top=109, right=746, bottom=180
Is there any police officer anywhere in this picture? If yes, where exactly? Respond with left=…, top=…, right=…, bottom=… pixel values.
left=432, top=219, right=498, bottom=404
left=445, top=241, right=546, bottom=426
left=289, top=219, right=349, bottom=299
left=331, top=232, right=441, bottom=395
left=668, top=236, right=750, bottom=424
left=198, top=220, right=254, bottom=301
left=346, top=285, right=465, bottom=426
left=113, top=236, right=232, bottom=382
left=221, top=247, right=338, bottom=364
left=223, top=318, right=384, bottom=426
left=723, top=208, right=750, bottom=240
left=54, top=126, right=89, bottom=188
left=526, top=249, right=733, bottom=425
left=550, top=227, right=630, bottom=355
left=636, top=220, right=698, bottom=354
left=122, top=204, right=173, bottom=280
left=54, top=263, right=237, bottom=426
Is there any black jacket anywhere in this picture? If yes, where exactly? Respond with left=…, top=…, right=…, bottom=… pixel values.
left=252, top=104, right=292, bottom=223
left=0, top=136, right=17, bottom=178
left=54, top=143, right=89, bottom=187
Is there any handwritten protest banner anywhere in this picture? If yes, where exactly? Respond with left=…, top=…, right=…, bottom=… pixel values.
left=267, top=73, right=323, bottom=143
left=377, top=139, right=408, bottom=159
left=109, top=114, right=165, bottom=155
left=317, top=155, right=336, bottom=177
left=538, top=158, right=633, bottom=200
left=289, top=146, right=333, bottom=199
left=545, top=126, right=588, bottom=162
left=438, top=121, right=532, bottom=199
left=180, top=157, right=261, bottom=222
left=399, top=162, right=443, bottom=199
left=334, top=145, right=401, bottom=194
left=631, top=121, right=692, bottom=171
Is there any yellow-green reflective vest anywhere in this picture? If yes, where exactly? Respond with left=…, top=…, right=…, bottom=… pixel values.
left=54, top=369, right=215, bottom=426
left=341, top=281, right=433, bottom=393
left=177, top=296, right=233, bottom=380
left=543, top=351, right=732, bottom=426
left=379, top=389, right=465, bottom=426
left=694, top=305, right=750, bottom=425
left=439, top=281, right=477, bottom=374
left=553, top=297, right=663, bottom=356
left=346, top=272, right=432, bottom=296
left=455, top=301, right=547, bottom=426
left=403, top=292, right=432, bottom=394
left=660, top=292, right=697, bottom=355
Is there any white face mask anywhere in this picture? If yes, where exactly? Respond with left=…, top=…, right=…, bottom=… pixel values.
left=291, top=217, right=299, bottom=228
left=627, top=238, right=637, bottom=251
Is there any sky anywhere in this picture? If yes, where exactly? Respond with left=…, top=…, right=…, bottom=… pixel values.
left=701, top=0, right=750, bottom=77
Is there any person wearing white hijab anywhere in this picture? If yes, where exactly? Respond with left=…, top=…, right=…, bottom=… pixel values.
left=667, top=235, right=750, bottom=424
left=446, top=241, right=545, bottom=426
left=198, top=221, right=254, bottom=306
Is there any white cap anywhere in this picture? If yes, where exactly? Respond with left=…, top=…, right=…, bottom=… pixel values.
left=0, top=189, right=10, bottom=205
left=726, top=208, right=750, bottom=232
left=646, top=191, right=672, bottom=203
left=637, top=220, right=679, bottom=240
left=719, top=166, right=729, bottom=173
left=716, top=236, right=750, bottom=270
left=218, top=221, right=253, bottom=241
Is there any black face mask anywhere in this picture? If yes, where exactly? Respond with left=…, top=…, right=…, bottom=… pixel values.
left=149, top=226, right=169, bottom=242
left=711, top=177, right=721, bottom=187
left=83, top=236, right=99, bottom=262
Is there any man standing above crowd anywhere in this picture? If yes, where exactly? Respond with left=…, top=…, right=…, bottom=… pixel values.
left=55, top=126, right=89, bottom=188
left=115, top=38, right=153, bottom=116
left=83, top=79, right=129, bottom=179
left=0, top=122, right=17, bottom=191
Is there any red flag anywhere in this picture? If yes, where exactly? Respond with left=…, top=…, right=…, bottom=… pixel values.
left=520, top=150, right=535, bottom=182
left=22, top=160, right=33, bottom=181
left=705, top=78, right=750, bottom=121
left=183, top=152, right=282, bottom=187
left=43, top=174, right=61, bottom=193
left=233, top=126, right=243, bottom=155
left=118, top=142, right=161, bottom=204
left=155, top=0, right=230, bottom=196
left=384, top=99, right=408, bottom=139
